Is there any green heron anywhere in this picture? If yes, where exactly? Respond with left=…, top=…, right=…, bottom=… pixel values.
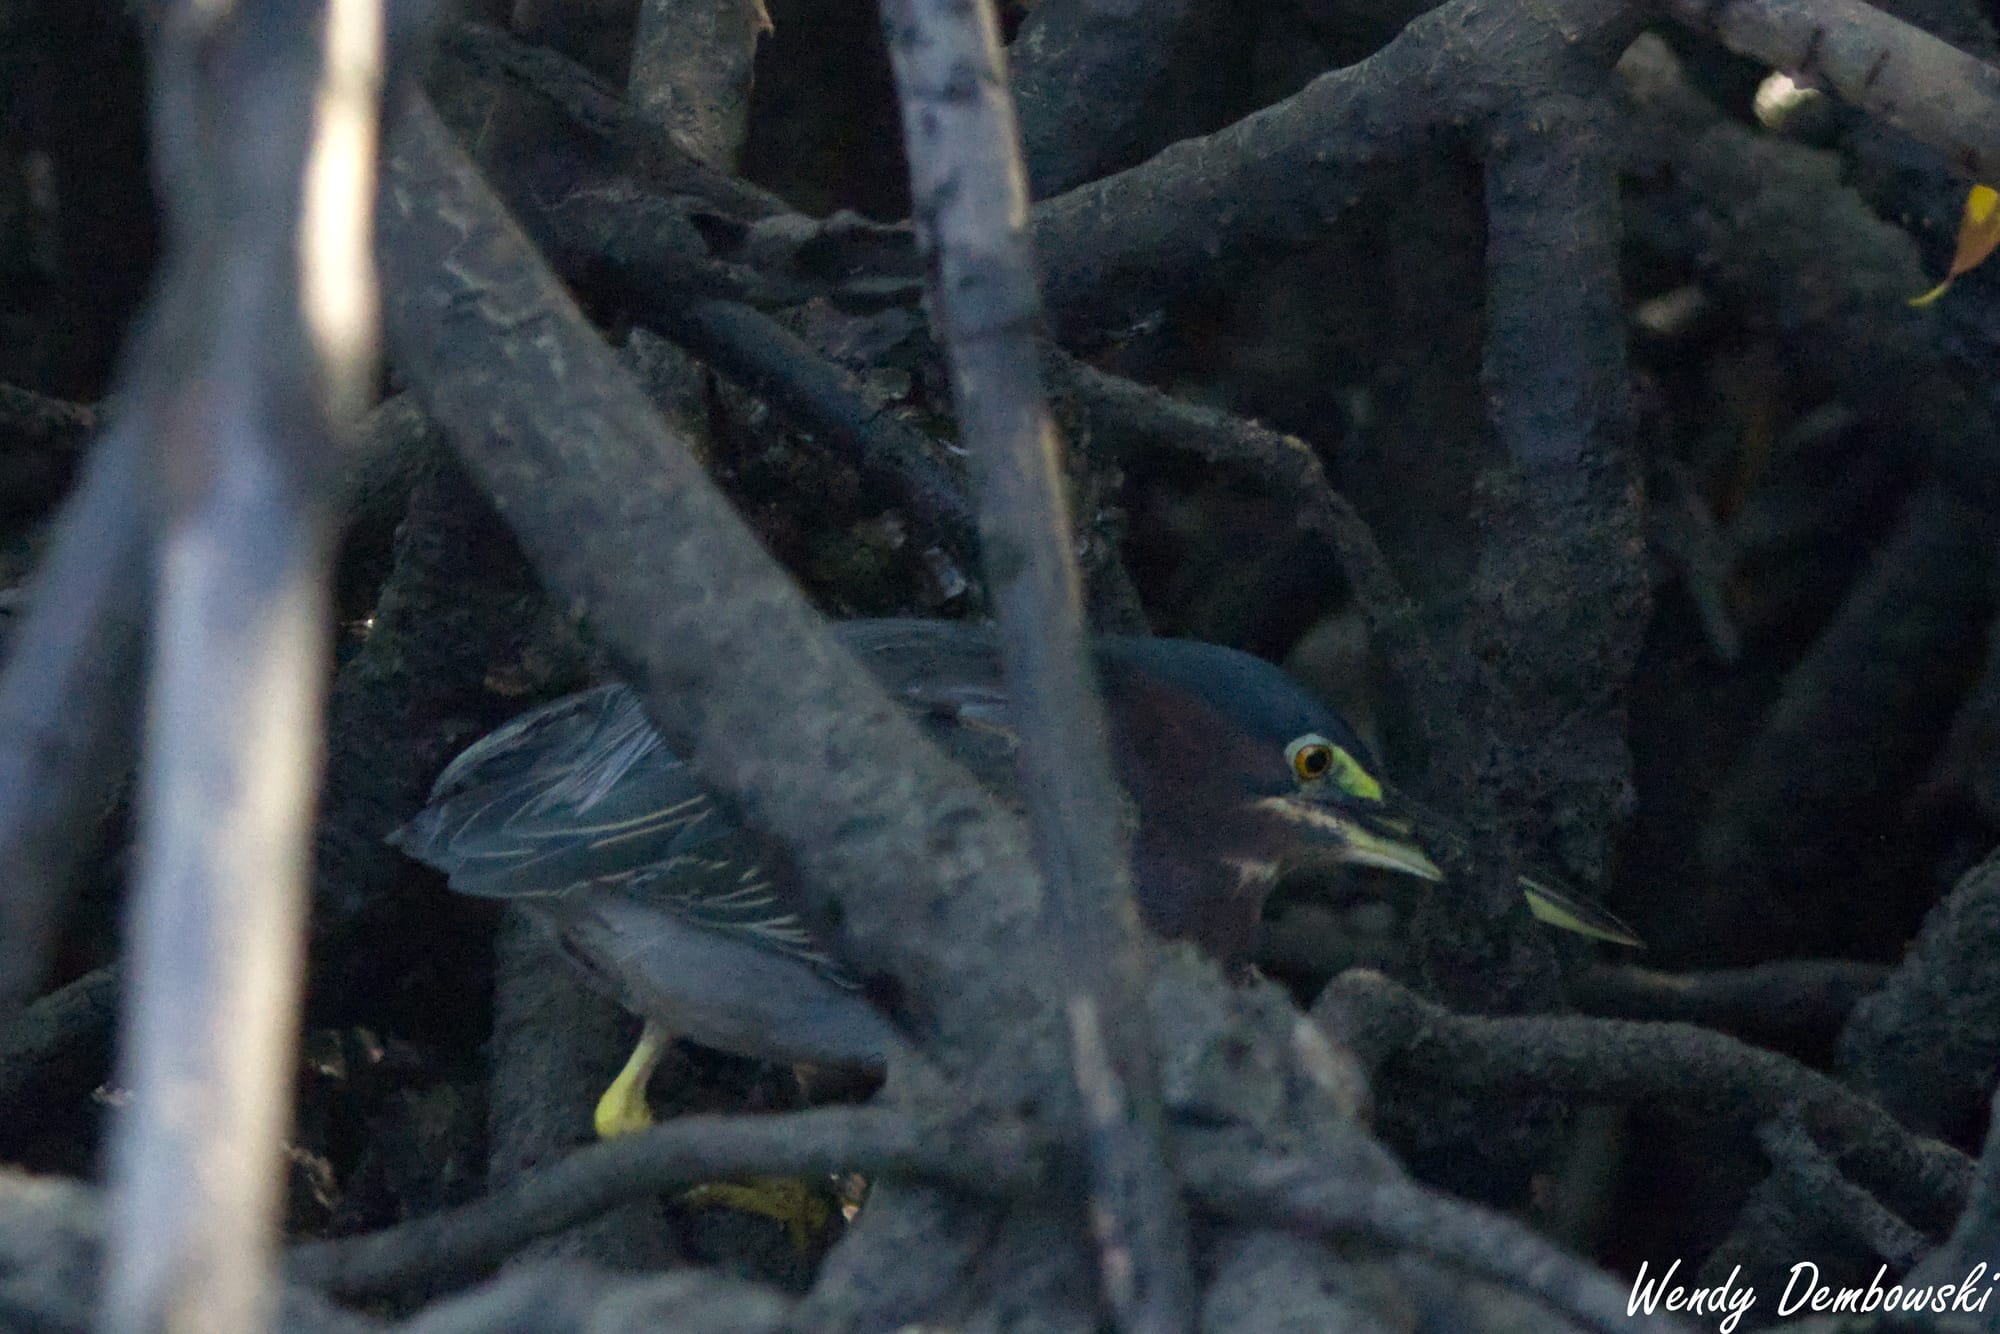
left=393, top=619, right=1637, bottom=1137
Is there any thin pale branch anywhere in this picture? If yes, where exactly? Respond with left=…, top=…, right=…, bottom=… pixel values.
left=877, top=2, right=1193, bottom=1329
left=100, top=0, right=389, bottom=1329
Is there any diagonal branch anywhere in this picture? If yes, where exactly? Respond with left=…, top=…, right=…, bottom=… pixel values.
left=288, top=1106, right=1043, bottom=1299
left=877, top=3, right=1193, bottom=1329
left=378, top=91, right=1063, bottom=1124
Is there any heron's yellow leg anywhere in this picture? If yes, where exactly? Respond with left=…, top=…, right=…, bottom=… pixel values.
left=597, top=1029, right=837, bottom=1249
left=594, top=1021, right=670, bottom=1139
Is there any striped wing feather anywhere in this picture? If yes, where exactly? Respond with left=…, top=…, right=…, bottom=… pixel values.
left=393, top=685, right=844, bottom=979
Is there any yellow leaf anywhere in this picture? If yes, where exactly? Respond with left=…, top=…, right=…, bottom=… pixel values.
left=1911, top=184, right=2000, bottom=307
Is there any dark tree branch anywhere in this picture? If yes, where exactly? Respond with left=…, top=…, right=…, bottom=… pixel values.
left=425, top=0, right=2000, bottom=363
left=434, top=21, right=790, bottom=219
left=0, top=384, right=95, bottom=520
left=1031, top=0, right=1650, bottom=337
left=1668, top=0, right=2000, bottom=182
left=1908, top=1089, right=2000, bottom=1289
left=393, top=1265, right=790, bottom=1334
left=0, top=1168, right=796, bottom=1334
left=288, top=1107, right=1041, bottom=1300
left=1316, top=970, right=1973, bottom=1233
left=1699, top=488, right=1992, bottom=956
left=1186, top=1152, right=1698, bottom=1334
left=429, top=22, right=930, bottom=313
left=1754, top=1114, right=1931, bottom=1268
left=1436, top=82, right=1644, bottom=957
left=1007, top=0, right=1206, bottom=199
left=0, top=413, right=148, bottom=1014
left=0, top=964, right=118, bottom=1158
left=1840, top=849, right=2000, bottom=1139
left=643, top=297, right=979, bottom=563
left=1047, top=353, right=1459, bottom=746
left=422, top=30, right=982, bottom=575
left=1027, top=20, right=1441, bottom=338
left=1198, top=1228, right=1407, bottom=1334
left=1573, top=960, right=1890, bottom=1046
left=627, top=0, right=765, bottom=170
left=877, top=2, right=1192, bottom=1329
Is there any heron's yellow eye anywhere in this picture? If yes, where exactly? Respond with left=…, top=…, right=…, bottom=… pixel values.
left=1285, top=733, right=1385, bottom=801
left=1291, top=743, right=1333, bottom=781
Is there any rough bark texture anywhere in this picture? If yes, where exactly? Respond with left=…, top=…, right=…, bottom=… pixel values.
left=8, top=0, right=2000, bottom=1328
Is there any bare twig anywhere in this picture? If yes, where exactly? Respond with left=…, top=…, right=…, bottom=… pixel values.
left=877, top=2, right=1192, bottom=1329
left=1667, top=0, right=2000, bottom=182
left=287, top=1107, right=1041, bottom=1299
left=100, top=0, right=390, bottom=1329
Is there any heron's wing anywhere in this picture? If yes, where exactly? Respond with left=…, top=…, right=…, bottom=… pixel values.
left=838, top=619, right=1020, bottom=795
left=396, top=624, right=1042, bottom=984
left=392, top=685, right=722, bottom=895
left=393, top=687, right=848, bottom=980
left=581, top=852, right=857, bottom=987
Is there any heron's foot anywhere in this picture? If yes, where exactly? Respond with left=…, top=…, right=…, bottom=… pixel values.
left=681, top=1176, right=834, bottom=1251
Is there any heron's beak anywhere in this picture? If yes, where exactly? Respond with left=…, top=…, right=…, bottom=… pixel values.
left=1517, top=875, right=1645, bottom=947
left=1338, top=816, right=1445, bottom=881
left=1254, top=797, right=1444, bottom=882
